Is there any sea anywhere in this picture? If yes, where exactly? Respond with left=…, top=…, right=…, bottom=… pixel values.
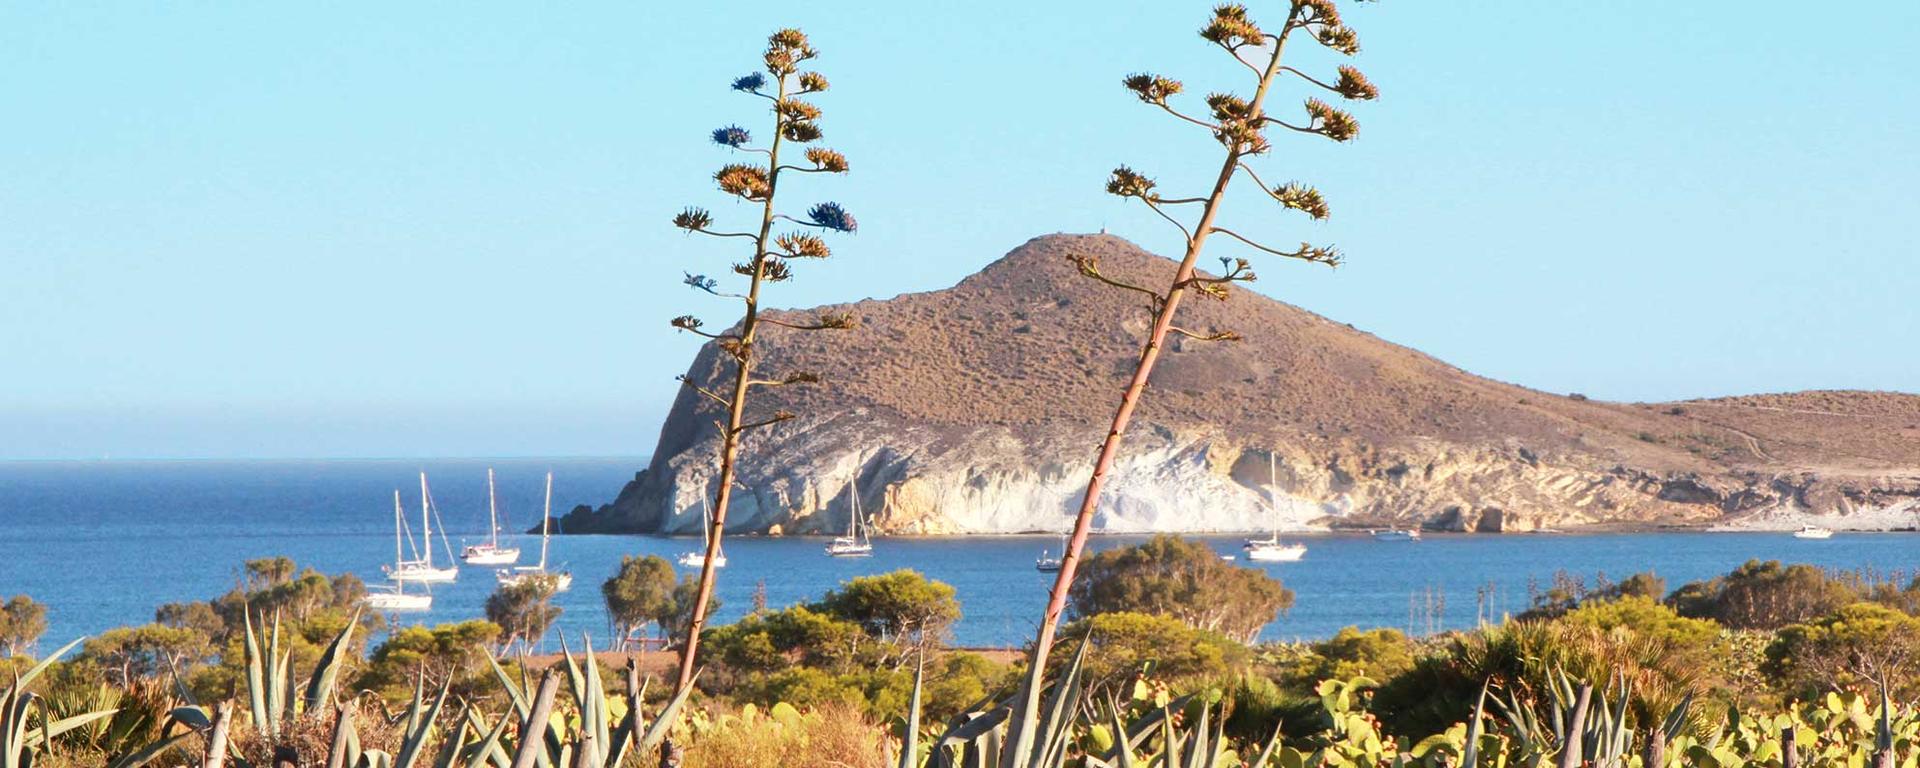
left=1, top=458, right=1914, bottom=649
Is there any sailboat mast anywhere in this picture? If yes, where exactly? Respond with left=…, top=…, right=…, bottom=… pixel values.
left=540, top=471, right=552, bottom=569
left=393, top=490, right=404, bottom=567
left=487, top=468, right=499, bottom=546
left=419, top=472, right=432, bottom=567
left=1269, top=452, right=1279, bottom=539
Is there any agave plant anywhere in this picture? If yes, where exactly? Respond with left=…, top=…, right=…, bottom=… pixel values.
left=1, top=638, right=124, bottom=768
left=484, top=638, right=690, bottom=768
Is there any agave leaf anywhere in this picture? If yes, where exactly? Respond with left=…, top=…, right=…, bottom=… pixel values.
left=305, top=609, right=360, bottom=713
left=243, top=611, right=270, bottom=740
left=13, top=637, right=84, bottom=692
left=1028, top=634, right=1091, bottom=767
left=106, top=730, right=196, bottom=768
left=23, top=709, right=119, bottom=749
left=487, top=652, right=531, bottom=719
left=393, top=680, right=449, bottom=768
left=432, top=712, right=470, bottom=768
left=1460, top=680, right=1491, bottom=767
left=462, top=706, right=514, bottom=768
left=581, top=640, right=610, bottom=752
left=637, top=669, right=699, bottom=754
left=898, top=653, right=926, bottom=768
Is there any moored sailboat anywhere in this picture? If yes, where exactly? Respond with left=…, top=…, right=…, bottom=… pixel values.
left=497, top=472, right=572, bottom=592
left=824, top=469, right=874, bottom=557
left=461, top=468, right=521, bottom=565
left=1244, top=453, right=1307, bottom=562
left=385, top=473, right=459, bottom=583
left=366, top=490, right=433, bottom=611
left=677, top=492, right=728, bottom=569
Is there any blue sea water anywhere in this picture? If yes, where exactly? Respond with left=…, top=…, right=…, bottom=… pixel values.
left=1, top=458, right=1915, bottom=649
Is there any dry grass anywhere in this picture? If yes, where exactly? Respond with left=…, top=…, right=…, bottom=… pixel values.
left=681, top=700, right=891, bottom=768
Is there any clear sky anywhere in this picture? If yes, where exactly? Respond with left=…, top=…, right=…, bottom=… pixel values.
left=2, top=2, right=1915, bottom=460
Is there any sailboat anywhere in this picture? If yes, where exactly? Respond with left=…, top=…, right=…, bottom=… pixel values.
left=1244, top=454, right=1307, bottom=562
left=366, top=490, right=433, bottom=611
left=1034, top=535, right=1065, bottom=573
left=462, top=468, right=521, bottom=565
left=497, top=472, right=572, bottom=592
left=676, top=493, right=727, bottom=569
left=385, top=473, right=459, bottom=583
left=824, top=469, right=874, bottom=557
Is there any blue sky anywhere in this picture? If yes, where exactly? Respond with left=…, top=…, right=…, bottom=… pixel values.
left=2, top=2, right=1915, bottom=460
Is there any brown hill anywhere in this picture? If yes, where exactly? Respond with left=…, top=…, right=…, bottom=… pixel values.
left=568, top=234, right=1920, bottom=535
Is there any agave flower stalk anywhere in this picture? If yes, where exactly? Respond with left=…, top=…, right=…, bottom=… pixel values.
left=1011, top=0, right=1375, bottom=754
left=666, top=28, right=858, bottom=697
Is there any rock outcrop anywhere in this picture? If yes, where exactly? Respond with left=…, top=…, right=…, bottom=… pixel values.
left=565, top=234, right=1920, bottom=535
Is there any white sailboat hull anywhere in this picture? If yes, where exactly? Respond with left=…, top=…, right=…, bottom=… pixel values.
left=386, top=562, right=459, bottom=583
left=462, top=545, right=521, bottom=565
left=496, top=569, right=572, bottom=592
left=825, top=537, right=873, bottom=557
left=676, top=552, right=727, bottom=569
left=1244, top=542, right=1308, bottom=562
left=365, top=590, right=432, bottom=611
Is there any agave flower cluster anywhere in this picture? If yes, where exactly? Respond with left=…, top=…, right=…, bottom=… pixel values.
left=665, top=26, right=861, bottom=701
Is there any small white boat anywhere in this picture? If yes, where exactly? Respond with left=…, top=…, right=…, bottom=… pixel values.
left=497, top=472, right=571, bottom=592
left=824, top=468, right=875, bottom=558
left=1244, top=537, right=1308, bottom=562
left=1035, top=535, right=1066, bottom=573
left=462, top=468, right=521, bottom=566
left=1244, top=454, right=1307, bottom=562
left=1371, top=528, right=1421, bottom=542
left=677, top=493, right=727, bottom=569
left=366, top=490, right=434, bottom=611
left=1793, top=525, right=1834, bottom=540
left=364, top=586, right=432, bottom=612
left=387, top=473, right=460, bottom=583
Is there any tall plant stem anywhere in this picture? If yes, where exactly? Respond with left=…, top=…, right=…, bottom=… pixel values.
left=673, top=78, right=788, bottom=696
left=1013, top=14, right=1301, bottom=728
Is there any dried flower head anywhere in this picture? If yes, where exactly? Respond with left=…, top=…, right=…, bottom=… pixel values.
left=1271, top=182, right=1329, bottom=220
left=714, top=163, right=772, bottom=200
left=781, top=121, right=823, bottom=143
left=798, top=72, right=830, bottom=93
left=761, top=258, right=793, bottom=282
left=804, top=147, right=849, bottom=173
left=673, top=207, right=713, bottom=231
left=1105, top=166, right=1157, bottom=199
left=1205, top=92, right=1253, bottom=122
left=1200, top=4, right=1264, bottom=47
left=1123, top=73, right=1184, bottom=104
left=781, top=371, right=822, bottom=385
left=1334, top=66, right=1377, bottom=100
left=683, top=273, right=719, bottom=293
left=775, top=232, right=831, bottom=258
left=1304, top=98, right=1359, bottom=141
left=768, top=28, right=812, bottom=53
left=776, top=98, right=821, bottom=122
left=1291, top=242, right=1342, bottom=267
left=1298, top=0, right=1343, bottom=27
left=1213, top=120, right=1269, bottom=153
left=670, top=315, right=705, bottom=332
left=731, top=73, right=767, bottom=92
left=815, top=311, right=857, bottom=330
left=804, top=202, right=857, bottom=233
left=1316, top=25, right=1360, bottom=55
left=711, top=124, right=752, bottom=149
